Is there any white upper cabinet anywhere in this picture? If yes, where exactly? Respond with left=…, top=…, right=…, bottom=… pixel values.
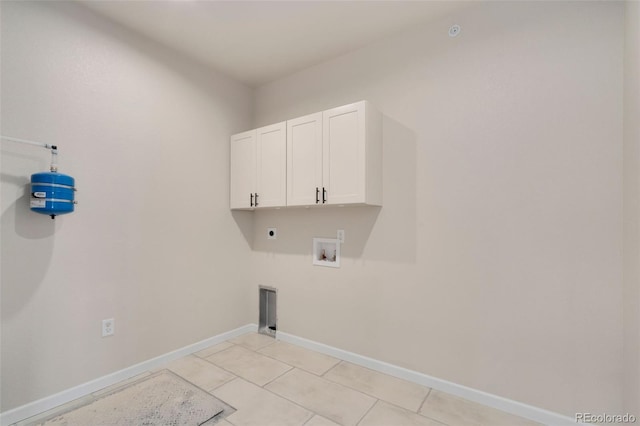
left=322, top=101, right=382, bottom=206
left=287, top=112, right=323, bottom=207
left=230, top=101, right=382, bottom=210
left=230, top=129, right=256, bottom=210
left=256, top=122, right=287, bottom=208
left=230, top=122, right=286, bottom=210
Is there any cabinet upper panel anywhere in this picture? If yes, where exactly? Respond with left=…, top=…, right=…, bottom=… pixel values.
left=230, top=101, right=381, bottom=210
left=256, top=122, right=287, bottom=208
left=287, top=112, right=323, bottom=207
left=230, top=130, right=256, bottom=210
left=323, top=104, right=364, bottom=205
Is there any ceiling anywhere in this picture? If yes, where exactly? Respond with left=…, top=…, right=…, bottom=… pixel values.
left=81, top=1, right=468, bottom=87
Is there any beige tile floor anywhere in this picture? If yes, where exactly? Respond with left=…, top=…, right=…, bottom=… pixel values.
left=16, top=333, right=541, bottom=426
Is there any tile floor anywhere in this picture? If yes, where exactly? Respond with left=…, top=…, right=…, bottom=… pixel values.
left=16, top=333, right=541, bottom=426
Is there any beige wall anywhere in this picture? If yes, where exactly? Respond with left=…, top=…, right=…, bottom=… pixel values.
left=253, top=1, right=624, bottom=417
left=624, top=0, right=640, bottom=417
left=0, top=2, right=254, bottom=411
left=1, top=0, right=634, bottom=419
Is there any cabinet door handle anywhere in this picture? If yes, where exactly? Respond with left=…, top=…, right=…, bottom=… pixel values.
left=255, top=193, right=259, bottom=207
left=322, top=187, right=327, bottom=204
left=250, top=193, right=254, bottom=207
left=316, top=187, right=320, bottom=204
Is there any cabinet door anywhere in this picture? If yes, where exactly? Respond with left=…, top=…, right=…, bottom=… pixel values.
left=287, top=112, right=323, bottom=206
left=256, top=122, right=287, bottom=208
left=230, top=129, right=256, bottom=209
left=322, top=102, right=366, bottom=205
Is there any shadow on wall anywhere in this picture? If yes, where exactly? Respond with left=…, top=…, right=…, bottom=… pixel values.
left=231, top=210, right=254, bottom=248
left=1, top=177, right=55, bottom=320
left=247, top=115, right=417, bottom=264
left=363, top=116, right=417, bottom=263
left=251, top=206, right=381, bottom=258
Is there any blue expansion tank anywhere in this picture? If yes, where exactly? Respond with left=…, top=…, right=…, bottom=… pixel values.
left=30, top=171, right=76, bottom=219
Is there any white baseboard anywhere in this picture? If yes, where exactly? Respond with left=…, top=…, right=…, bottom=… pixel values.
left=276, top=331, right=578, bottom=426
left=0, top=324, right=257, bottom=426
left=2, top=324, right=579, bottom=426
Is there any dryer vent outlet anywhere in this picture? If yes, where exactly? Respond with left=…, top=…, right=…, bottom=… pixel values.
left=259, top=287, right=277, bottom=337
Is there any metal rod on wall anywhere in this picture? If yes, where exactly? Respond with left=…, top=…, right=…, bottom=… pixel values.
left=1, top=135, right=56, bottom=150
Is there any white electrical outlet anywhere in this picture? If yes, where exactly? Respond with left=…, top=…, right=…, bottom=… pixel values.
left=337, top=229, right=345, bottom=243
left=267, top=228, right=277, bottom=240
left=102, top=318, right=114, bottom=337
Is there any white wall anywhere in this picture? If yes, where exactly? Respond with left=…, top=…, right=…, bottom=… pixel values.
left=0, top=1, right=254, bottom=411
left=253, top=1, right=624, bottom=417
left=624, top=0, right=640, bottom=417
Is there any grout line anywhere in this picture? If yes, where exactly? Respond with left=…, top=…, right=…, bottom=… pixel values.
left=23, top=342, right=439, bottom=426
left=201, top=339, right=294, bottom=389
left=263, top=367, right=386, bottom=426
left=256, top=338, right=278, bottom=351
left=205, top=373, right=238, bottom=393
left=164, top=345, right=244, bottom=391
left=366, top=397, right=435, bottom=419
left=199, top=346, right=238, bottom=365
left=256, top=342, right=341, bottom=378
left=321, top=359, right=344, bottom=377
left=230, top=332, right=277, bottom=352
left=259, top=368, right=346, bottom=422
left=415, top=388, right=451, bottom=425
left=260, top=365, right=295, bottom=388
left=227, top=338, right=276, bottom=353
left=417, top=387, right=432, bottom=413
left=355, top=399, right=379, bottom=426
left=236, top=342, right=276, bottom=352
left=260, top=387, right=320, bottom=418
left=224, top=415, right=238, bottom=426
left=193, top=345, right=441, bottom=426
left=210, top=376, right=242, bottom=394
left=278, top=331, right=569, bottom=425
left=316, top=361, right=342, bottom=378
left=300, top=414, right=318, bottom=426
left=197, top=361, right=249, bottom=386
left=415, top=389, right=450, bottom=426
left=417, top=412, right=449, bottom=426
left=320, top=363, right=432, bottom=414
left=193, top=342, right=237, bottom=359
left=255, top=345, right=306, bottom=366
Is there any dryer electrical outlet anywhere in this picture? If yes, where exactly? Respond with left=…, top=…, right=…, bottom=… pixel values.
left=267, top=228, right=277, bottom=239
